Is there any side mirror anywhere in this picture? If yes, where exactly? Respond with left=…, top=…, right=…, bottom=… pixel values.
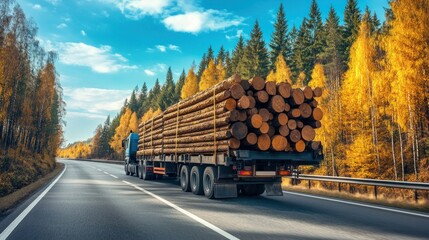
left=121, top=139, right=125, bottom=148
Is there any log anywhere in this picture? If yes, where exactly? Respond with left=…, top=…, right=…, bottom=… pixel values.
left=139, top=126, right=230, bottom=144
left=308, top=141, right=321, bottom=151
left=258, top=122, right=270, bottom=134
left=301, top=125, right=316, bottom=141
left=313, top=87, right=322, bottom=97
left=269, top=95, right=285, bottom=113
left=279, top=125, right=290, bottom=137
left=230, top=122, right=248, bottom=140
left=258, top=108, right=270, bottom=122
left=139, top=145, right=230, bottom=155
left=228, top=138, right=241, bottom=149
left=265, top=81, right=277, bottom=95
left=299, top=103, right=312, bottom=118
left=274, top=113, right=288, bottom=126
left=291, top=89, right=305, bottom=105
left=249, top=76, right=265, bottom=91
left=257, top=134, right=271, bottom=151
left=238, top=110, right=248, bottom=122
left=255, top=90, right=269, bottom=103
left=243, top=132, right=257, bottom=145
left=303, top=86, right=314, bottom=100
left=277, top=82, right=291, bottom=98
left=140, top=131, right=231, bottom=146
left=230, top=83, right=245, bottom=100
left=309, top=99, right=318, bottom=108
left=237, top=96, right=251, bottom=109
left=289, top=129, right=301, bottom=143
left=294, top=140, right=306, bottom=153
left=288, top=108, right=301, bottom=118
left=271, top=135, right=288, bottom=151
left=296, top=120, right=304, bottom=129
left=267, top=125, right=275, bottom=137
left=287, top=119, right=297, bottom=130
left=240, top=80, right=251, bottom=91
left=249, top=114, right=263, bottom=128
left=312, top=107, right=323, bottom=121
left=284, top=103, right=291, bottom=112
left=248, top=96, right=256, bottom=108
left=247, top=108, right=258, bottom=116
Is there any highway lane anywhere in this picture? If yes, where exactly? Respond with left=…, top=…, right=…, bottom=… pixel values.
left=1, top=160, right=428, bottom=240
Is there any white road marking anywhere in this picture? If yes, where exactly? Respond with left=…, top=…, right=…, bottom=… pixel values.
left=97, top=169, right=102, bottom=171
left=103, top=171, right=109, bottom=174
left=283, top=191, right=429, bottom=219
left=121, top=181, right=239, bottom=240
left=0, top=165, right=67, bottom=240
left=110, top=174, right=118, bottom=179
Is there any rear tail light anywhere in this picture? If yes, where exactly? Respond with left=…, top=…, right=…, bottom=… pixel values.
left=278, top=170, right=291, bottom=176
left=238, top=170, right=253, bottom=176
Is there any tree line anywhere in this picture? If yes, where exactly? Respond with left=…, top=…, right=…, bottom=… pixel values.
left=59, top=0, right=429, bottom=190
left=0, top=0, right=65, bottom=196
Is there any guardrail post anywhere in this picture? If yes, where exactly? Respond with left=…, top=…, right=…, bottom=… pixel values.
left=414, top=190, right=418, bottom=203
left=374, top=185, right=378, bottom=199
left=338, top=183, right=341, bottom=192
left=308, top=180, right=311, bottom=189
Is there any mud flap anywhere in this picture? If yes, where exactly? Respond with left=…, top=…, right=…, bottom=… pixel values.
left=214, top=183, right=237, bottom=198
left=265, top=183, right=283, bottom=196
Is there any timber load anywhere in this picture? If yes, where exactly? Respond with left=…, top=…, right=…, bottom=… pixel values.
left=137, top=74, right=323, bottom=156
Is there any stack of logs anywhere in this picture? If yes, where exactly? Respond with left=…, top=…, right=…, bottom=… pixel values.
left=137, top=74, right=323, bottom=156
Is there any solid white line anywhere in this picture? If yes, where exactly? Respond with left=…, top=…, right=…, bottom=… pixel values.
left=0, top=165, right=67, bottom=240
left=110, top=174, right=118, bottom=179
left=97, top=169, right=102, bottom=171
left=121, top=180, right=239, bottom=240
left=103, top=171, right=109, bottom=174
left=283, top=191, right=429, bottom=219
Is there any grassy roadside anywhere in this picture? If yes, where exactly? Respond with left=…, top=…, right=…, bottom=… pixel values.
left=0, top=163, right=64, bottom=216
left=282, top=183, right=429, bottom=213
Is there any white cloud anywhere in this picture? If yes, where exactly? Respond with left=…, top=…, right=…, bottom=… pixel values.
left=226, top=29, right=247, bottom=40
left=168, top=44, right=180, bottom=52
left=81, top=30, right=86, bottom=36
left=114, top=0, right=172, bottom=18
left=63, top=87, right=130, bottom=114
left=66, top=111, right=106, bottom=120
left=156, top=45, right=167, bottom=52
left=33, top=4, right=42, bottom=10
left=144, top=69, right=155, bottom=76
left=57, top=23, right=67, bottom=29
left=144, top=63, right=167, bottom=76
left=163, top=10, right=244, bottom=34
left=58, top=42, right=137, bottom=73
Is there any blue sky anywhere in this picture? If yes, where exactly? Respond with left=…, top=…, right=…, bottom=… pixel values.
left=16, top=0, right=388, bottom=145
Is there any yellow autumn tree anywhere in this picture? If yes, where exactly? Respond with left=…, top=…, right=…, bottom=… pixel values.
left=199, top=59, right=218, bottom=91
left=110, top=108, right=133, bottom=152
left=129, top=112, right=138, bottom=133
left=294, top=72, right=306, bottom=88
left=181, top=67, right=198, bottom=99
left=266, top=54, right=292, bottom=84
left=216, top=61, right=226, bottom=83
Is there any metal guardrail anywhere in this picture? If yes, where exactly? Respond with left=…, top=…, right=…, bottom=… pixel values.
left=286, top=174, right=429, bottom=202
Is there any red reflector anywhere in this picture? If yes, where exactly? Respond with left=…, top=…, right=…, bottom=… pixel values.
left=238, top=170, right=253, bottom=176
left=146, top=167, right=153, bottom=172
left=278, top=170, right=291, bottom=176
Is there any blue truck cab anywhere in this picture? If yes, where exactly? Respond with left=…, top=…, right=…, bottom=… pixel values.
left=123, top=132, right=139, bottom=176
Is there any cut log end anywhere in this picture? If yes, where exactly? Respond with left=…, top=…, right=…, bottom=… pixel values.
left=257, top=134, right=271, bottom=151
left=271, top=135, right=287, bottom=151
left=301, top=125, right=316, bottom=141
left=249, top=76, right=266, bottom=91
left=230, top=122, right=248, bottom=140
left=294, top=140, right=306, bottom=153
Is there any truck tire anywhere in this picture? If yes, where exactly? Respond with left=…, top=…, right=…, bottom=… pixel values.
left=190, top=166, right=204, bottom=195
left=142, top=161, right=155, bottom=180
left=242, top=184, right=265, bottom=196
left=180, top=165, right=191, bottom=192
left=203, top=166, right=217, bottom=199
left=125, top=164, right=130, bottom=175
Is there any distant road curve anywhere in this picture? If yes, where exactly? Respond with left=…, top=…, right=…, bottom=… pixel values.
left=0, top=159, right=428, bottom=240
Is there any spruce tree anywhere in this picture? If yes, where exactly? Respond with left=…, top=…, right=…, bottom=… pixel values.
left=307, top=0, right=325, bottom=65
left=343, top=0, right=361, bottom=64
left=158, top=67, right=175, bottom=110
left=175, top=69, right=186, bottom=101
left=225, top=51, right=233, bottom=77
left=241, top=20, right=269, bottom=79
left=231, top=35, right=245, bottom=74
left=292, top=18, right=312, bottom=82
left=216, top=46, right=226, bottom=65
left=128, top=86, right=139, bottom=113
left=99, top=115, right=113, bottom=158
left=269, top=3, right=290, bottom=70
left=137, top=82, right=148, bottom=118
left=206, top=46, right=214, bottom=65
left=148, top=79, right=161, bottom=109
left=197, top=53, right=207, bottom=81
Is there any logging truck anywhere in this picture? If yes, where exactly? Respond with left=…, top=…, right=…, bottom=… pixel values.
left=124, top=74, right=324, bottom=199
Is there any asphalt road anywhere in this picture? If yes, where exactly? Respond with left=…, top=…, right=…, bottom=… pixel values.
left=1, top=160, right=428, bottom=240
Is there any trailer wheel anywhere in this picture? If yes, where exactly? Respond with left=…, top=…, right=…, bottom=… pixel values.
left=180, top=165, right=191, bottom=192
left=125, top=164, right=130, bottom=175
left=142, top=161, right=155, bottom=180
left=203, top=166, right=217, bottom=199
left=242, top=184, right=265, bottom=196
left=190, top=166, right=204, bottom=195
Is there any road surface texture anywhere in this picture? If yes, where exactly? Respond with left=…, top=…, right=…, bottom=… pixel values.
left=0, top=160, right=428, bottom=240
